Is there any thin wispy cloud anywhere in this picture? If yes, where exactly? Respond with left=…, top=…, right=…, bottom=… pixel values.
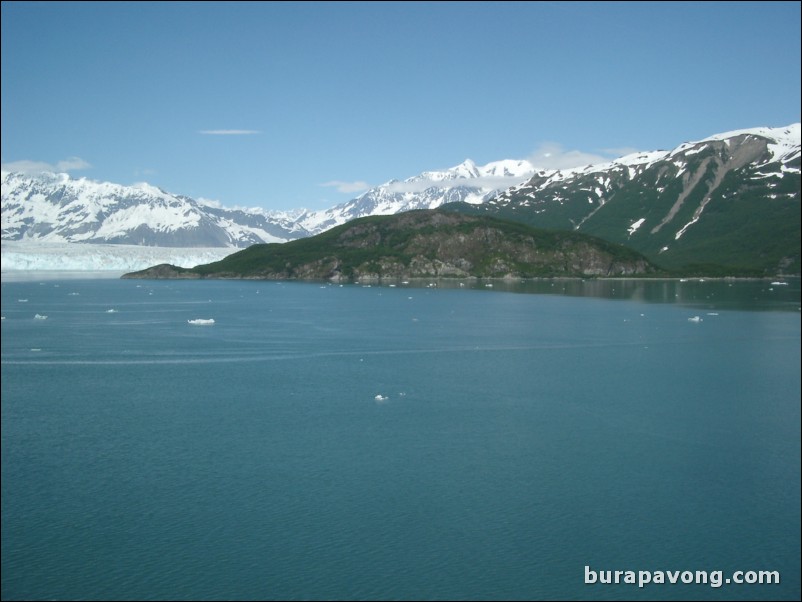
left=527, top=143, right=612, bottom=171
left=601, top=146, right=642, bottom=158
left=197, top=197, right=278, bottom=216
left=385, top=175, right=532, bottom=194
left=1, top=156, right=91, bottom=174
left=320, top=180, right=371, bottom=194
left=198, top=129, right=260, bottom=135
left=197, top=197, right=224, bottom=209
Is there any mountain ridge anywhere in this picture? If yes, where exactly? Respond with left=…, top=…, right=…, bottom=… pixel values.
left=3, top=123, right=799, bottom=275
left=456, top=124, right=799, bottom=275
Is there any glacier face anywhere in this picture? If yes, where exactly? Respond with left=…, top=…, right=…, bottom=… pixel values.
left=1, top=241, right=236, bottom=273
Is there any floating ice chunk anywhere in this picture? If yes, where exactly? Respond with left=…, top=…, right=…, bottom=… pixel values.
left=627, top=217, right=645, bottom=236
left=188, top=318, right=215, bottom=325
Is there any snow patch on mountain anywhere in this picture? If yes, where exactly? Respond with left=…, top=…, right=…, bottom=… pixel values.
left=699, top=123, right=801, bottom=164
left=495, top=124, right=800, bottom=206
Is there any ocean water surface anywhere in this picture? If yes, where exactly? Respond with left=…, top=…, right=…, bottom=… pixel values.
left=1, top=276, right=800, bottom=600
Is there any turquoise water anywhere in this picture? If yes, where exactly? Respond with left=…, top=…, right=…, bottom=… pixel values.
left=2, top=277, right=800, bottom=600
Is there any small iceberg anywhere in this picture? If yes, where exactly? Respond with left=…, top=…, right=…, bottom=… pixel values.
left=34, top=314, right=48, bottom=320
left=687, top=316, right=702, bottom=323
left=188, top=318, right=215, bottom=325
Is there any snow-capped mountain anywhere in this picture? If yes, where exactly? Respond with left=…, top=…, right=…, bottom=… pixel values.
left=1, top=158, right=533, bottom=249
left=1, top=171, right=310, bottom=247
left=294, top=159, right=535, bottom=234
left=2, top=123, right=799, bottom=274
left=0, top=158, right=531, bottom=271
left=465, top=124, right=800, bottom=274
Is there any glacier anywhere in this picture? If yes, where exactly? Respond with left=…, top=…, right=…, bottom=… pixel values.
left=1, top=241, right=236, bottom=273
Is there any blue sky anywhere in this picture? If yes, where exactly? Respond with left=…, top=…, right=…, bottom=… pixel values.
left=2, top=1, right=800, bottom=212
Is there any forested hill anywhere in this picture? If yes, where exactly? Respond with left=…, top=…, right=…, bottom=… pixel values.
left=122, top=209, right=658, bottom=281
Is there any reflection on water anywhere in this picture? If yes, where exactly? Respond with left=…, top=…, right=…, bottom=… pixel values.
left=389, top=277, right=801, bottom=312
left=2, top=271, right=800, bottom=312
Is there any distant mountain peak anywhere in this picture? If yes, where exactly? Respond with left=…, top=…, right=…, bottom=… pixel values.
left=294, top=157, right=536, bottom=234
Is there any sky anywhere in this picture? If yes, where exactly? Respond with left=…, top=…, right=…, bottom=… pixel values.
left=2, top=1, right=800, bottom=213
